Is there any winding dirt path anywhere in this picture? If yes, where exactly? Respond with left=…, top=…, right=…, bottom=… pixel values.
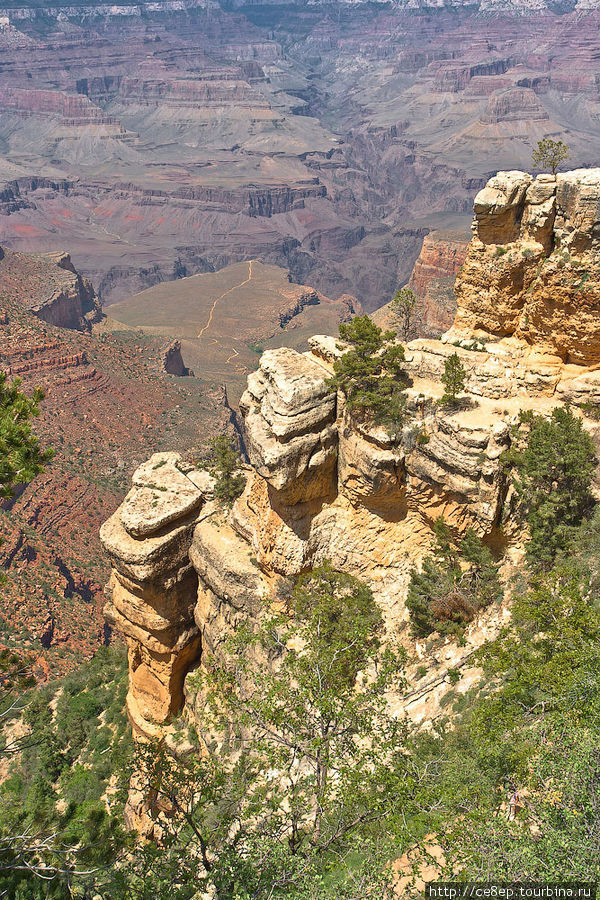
left=225, top=346, right=240, bottom=365
left=197, top=259, right=254, bottom=339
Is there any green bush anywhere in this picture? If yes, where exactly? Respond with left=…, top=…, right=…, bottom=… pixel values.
left=440, top=352, right=467, bottom=408
left=505, top=406, right=596, bottom=568
left=207, top=434, right=246, bottom=506
left=406, top=519, right=502, bottom=637
left=0, top=373, right=53, bottom=498
left=0, top=645, right=132, bottom=895
left=328, top=315, right=408, bottom=435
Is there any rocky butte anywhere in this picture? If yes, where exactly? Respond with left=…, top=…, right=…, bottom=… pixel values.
left=101, top=168, right=600, bottom=769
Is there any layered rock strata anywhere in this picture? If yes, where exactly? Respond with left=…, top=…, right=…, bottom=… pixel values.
left=407, top=231, right=470, bottom=338
left=100, top=453, right=212, bottom=737
left=102, top=168, right=600, bottom=741
left=17, top=249, right=103, bottom=331
left=450, top=169, right=600, bottom=365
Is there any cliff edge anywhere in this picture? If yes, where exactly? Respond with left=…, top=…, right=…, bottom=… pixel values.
left=101, top=168, right=600, bottom=742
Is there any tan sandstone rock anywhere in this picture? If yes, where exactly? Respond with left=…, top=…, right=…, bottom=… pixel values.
left=240, top=347, right=338, bottom=504
left=101, top=165, right=600, bottom=757
left=451, top=168, right=600, bottom=365
left=99, top=462, right=213, bottom=738
left=121, top=452, right=203, bottom=538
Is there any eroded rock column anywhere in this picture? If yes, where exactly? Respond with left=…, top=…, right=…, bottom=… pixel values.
left=100, top=452, right=210, bottom=738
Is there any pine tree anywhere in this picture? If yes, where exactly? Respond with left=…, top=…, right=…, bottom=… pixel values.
left=328, top=315, right=407, bottom=435
left=406, top=519, right=501, bottom=637
left=440, top=352, right=467, bottom=408
left=0, top=374, right=53, bottom=498
left=208, top=434, right=246, bottom=505
left=390, top=286, right=418, bottom=342
left=505, top=406, right=595, bottom=568
left=532, top=138, right=570, bottom=176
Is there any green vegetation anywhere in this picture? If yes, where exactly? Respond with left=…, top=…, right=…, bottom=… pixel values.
left=4, top=514, right=600, bottom=895
left=505, top=406, right=596, bottom=568
left=2, top=355, right=599, bottom=896
left=390, top=285, right=418, bottom=342
left=440, top=351, right=467, bottom=408
left=328, top=315, right=407, bottom=434
left=406, top=519, right=502, bottom=637
left=207, top=434, right=246, bottom=505
left=532, top=137, right=570, bottom=175
left=0, top=646, right=132, bottom=897
left=0, top=373, right=53, bottom=498
left=410, top=523, right=600, bottom=882
left=108, top=564, right=407, bottom=899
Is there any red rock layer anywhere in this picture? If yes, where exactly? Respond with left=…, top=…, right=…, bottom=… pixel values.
left=0, top=247, right=240, bottom=677
left=408, top=231, right=470, bottom=338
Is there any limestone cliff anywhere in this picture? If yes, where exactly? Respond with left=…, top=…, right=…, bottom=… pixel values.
left=450, top=169, right=600, bottom=366
left=101, top=168, right=600, bottom=741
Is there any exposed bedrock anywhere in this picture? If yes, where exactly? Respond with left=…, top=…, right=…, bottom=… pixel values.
left=4, top=247, right=104, bottom=331
left=100, top=452, right=211, bottom=737
left=450, top=168, right=600, bottom=365
left=407, top=231, right=470, bottom=338
left=101, top=167, right=600, bottom=741
left=239, top=348, right=338, bottom=505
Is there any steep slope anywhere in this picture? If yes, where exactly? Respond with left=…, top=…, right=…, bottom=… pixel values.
left=0, top=247, right=240, bottom=676
left=374, top=229, right=470, bottom=339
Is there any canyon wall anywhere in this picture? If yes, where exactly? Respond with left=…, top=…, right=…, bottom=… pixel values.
left=449, top=169, right=600, bottom=366
left=102, top=168, right=600, bottom=741
left=8, top=248, right=104, bottom=331
left=0, top=244, right=240, bottom=675
left=407, top=231, right=469, bottom=338
left=2, top=2, right=600, bottom=309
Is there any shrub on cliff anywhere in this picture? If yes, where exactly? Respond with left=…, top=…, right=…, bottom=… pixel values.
left=406, top=519, right=502, bottom=637
left=439, top=352, right=467, bottom=409
left=328, top=315, right=408, bottom=434
left=207, top=434, right=246, bottom=506
left=532, top=137, right=570, bottom=176
left=0, top=646, right=132, bottom=897
left=505, top=406, right=596, bottom=568
left=411, top=544, right=600, bottom=881
left=118, top=563, right=407, bottom=899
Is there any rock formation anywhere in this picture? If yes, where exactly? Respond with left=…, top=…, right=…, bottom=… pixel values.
left=162, top=341, right=192, bottom=377
left=0, top=247, right=104, bottom=332
left=449, top=169, right=600, bottom=367
left=100, top=454, right=209, bottom=736
left=102, top=168, right=600, bottom=742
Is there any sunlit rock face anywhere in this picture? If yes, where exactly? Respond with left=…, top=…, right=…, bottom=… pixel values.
left=101, top=167, right=600, bottom=744
left=451, top=169, right=600, bottom=365
left=100, top=452, right=208, bottom=738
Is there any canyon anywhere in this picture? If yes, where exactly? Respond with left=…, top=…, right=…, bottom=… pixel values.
left=1, top=1, right=600, bottom=313
left=0, top=245, right=240, bottom=675
left=100, top=167, right=600, bottom=753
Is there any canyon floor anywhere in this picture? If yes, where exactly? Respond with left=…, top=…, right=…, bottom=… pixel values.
left=106, top=259, right=361, bottom=402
